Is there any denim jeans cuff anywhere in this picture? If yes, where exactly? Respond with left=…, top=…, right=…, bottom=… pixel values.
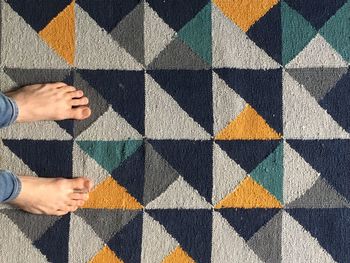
left=7, top=96, right=19, bottom=125
left=3, top=171, right=22, bottom=202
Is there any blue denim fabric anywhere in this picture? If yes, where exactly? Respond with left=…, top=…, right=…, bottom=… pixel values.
left=0, top=92, right=21, bottom=202
left=0, top=170, right=22, bottom=202
left=0, top=91, right=18, bottom=128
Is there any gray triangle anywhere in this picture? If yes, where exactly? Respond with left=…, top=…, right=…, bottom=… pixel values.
left=248, top=211, right=282, bottom=263
left=75, top=209, right=139, bottom=243
left=73, top=72, right=109, bottom=137
left=1, top=209, right=59, bottom=242
left=286, top=68, right=348, bottom=101
left=287, top=177, right=350, bottom=208
left=110, top=2, right=144, bottom=65
left=143, top=142, right=180, bottom=205
left=4, top=68, right=70, bottom=88
left=148, top=38, right=210, bottom=70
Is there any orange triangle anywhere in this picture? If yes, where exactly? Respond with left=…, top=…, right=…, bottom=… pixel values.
left=215, top=104, right=281, bottom=140
left=89, top=245, right=123, bottom=263
left=162, top=246, right=195, bottom=263
left=215, top=177, right=282, bottom=209
left=39, top=1, right=75, bottom=65
left=82, top=177, right=143, bottom=209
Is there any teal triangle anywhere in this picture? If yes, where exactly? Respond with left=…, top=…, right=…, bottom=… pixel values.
left=178, top=2, right=212, bottom=64
left=250, top=142, right=283, bottom=203
left=320, top=1, right=350, bottom=62
left=77, top=140, right=143, bottom=173
left=281, top=1, right=317, bottom=65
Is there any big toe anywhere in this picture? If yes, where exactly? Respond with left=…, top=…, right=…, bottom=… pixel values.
left=70, top=107, right=91, bottom=120
left=71, top=177, right=92, bottom=192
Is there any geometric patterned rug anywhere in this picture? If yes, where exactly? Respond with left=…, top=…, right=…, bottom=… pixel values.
left=0, top=0, right=349, bottom=262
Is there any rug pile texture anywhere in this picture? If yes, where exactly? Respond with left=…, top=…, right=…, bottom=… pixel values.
left=0, top=0, right=350, bottom=262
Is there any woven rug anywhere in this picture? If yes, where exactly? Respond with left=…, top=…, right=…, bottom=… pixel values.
left=0, top=0, right=350, bottom=262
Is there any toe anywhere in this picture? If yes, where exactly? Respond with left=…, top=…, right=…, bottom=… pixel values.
left=70, top=192, right=89, bottom=201
left=69, top=106, right=91, bottom=120
left=71, top=177, right=93, bottom=192
left=53, top=210, right=69, bottom=216
left=71, top=97, right=89, bottom=106
left=60, top=85, right=76, bottom=93
left=69, top=90, right=84, bottom=98
left=51, top=82, right=68, bottom=88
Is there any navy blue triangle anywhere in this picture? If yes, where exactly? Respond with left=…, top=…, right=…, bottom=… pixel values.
left=148, top=70, right=213, bottom=134
left=247, top=2, right=281, bottom=64
left=284, top=0, right=347, bottom=29
left=287, top=208, right=350, bottom=263
left=3, top=140, right=73, bottom=178
left=146, top=0, right=209, bottom=31
left=319, top=71, right=350, bottom=133
left=107, top=212, right=143, bottom=262
left=111, top=143, right=145, bottom=204
left=216, top=140, right=281, bottom=173
left=7, top=0, right=72, bottom=32
left=215, top=68, right=283, bottom=134
left=218, top=208, right=280, bottom=241
left=77, top=69, right=145, bottom=135
left=147, top=209, right=212, bottom=263
left=76, top=0, right=140, bottom=32
left=33, top=214, right=70, bottom=263
left=287, top=139, right=350, bottom=201
left=149, top=140, right=212, bottom=203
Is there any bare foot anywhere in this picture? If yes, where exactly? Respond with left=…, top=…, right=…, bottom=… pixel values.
left=5, top=82, right=91, bottom=122
left=8, top=176, right=94, bottom=216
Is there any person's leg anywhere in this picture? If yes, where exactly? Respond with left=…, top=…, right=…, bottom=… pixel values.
left=0, top=91, right=18, bottom=128
left=0, top=82, right=94, bottom=215
left=0, top=170, right=21, bottom=202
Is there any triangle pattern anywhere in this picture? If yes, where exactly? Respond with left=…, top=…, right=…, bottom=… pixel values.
left=287, top=177, right=350, bottom=208
left=90, top=246, right=122, bottom=263
left=2, top=1, right=69, bottom=68
left=76, top=106, right=142, bottom=141
left=212, top=143, right=247, bottom=205
left=141, top=212, right=178, bottom=262
left=281, top=1, right=317, bottom=65
left=77, top=140, right=142, bottom=174
left=319, top=1, right=350, bottom=62
left=178, top=3, right=212, bottom=64
left=110, top=2, right=145, bottom=65
left=286, top=67, right=348, bottom=101
left=286, top=34, right=348, bottom=68
left=215, top=104, right=281, bottom=140
left=144, top=1, right=176, bottom=66
left=69, top=213, right=104, bottom=263
left=146, top=176, right=212, bottom=209
left=38, top=1, right=75, bottom=65
left=212, top=5, right=280, bottom=69
left=250, top=142, right=284, bottom=203
left=211, top=211, right=263, bottom=263
left=163, top=246, right=195, bottom=263
left=212, top=71, right=246, bottom=135
left=218, top=208, right=280, bottom=241
left=282, top=211, right=336, bottom=263
left=215, top=177, right=283, bottom=208
left=75, top=4, right=142, bottom=70
left=283, top=142, right=320, bottom=205
left=0, top=213, right=48, bottom=262
left=144, top=142, right=180, bottom=205
left=147, top=209, right=212, bottom=263
left=283, top=71, right=350, bottom=139
left=76, top=209, right=139, bottom=243
left=82, top=177, right=143, bottom=209
left=145, top=73, right=210, bottom=139
left=247, top=211, right=282, bottom=263
left=147, top=38, right=210, bottom=70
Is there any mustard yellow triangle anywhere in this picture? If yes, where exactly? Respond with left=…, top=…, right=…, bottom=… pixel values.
left=39, top=1, right=75, bottom=65
left=82, top=177, right=143, bottom=209
left=89, top=245, right=123, bottom=263
left=213, top=0, right=279, bottom=32
left=215, top=104, right=281, bottom=140
left=162, top=246, right=195, bottom=263
left=215, top=177, right=283, bottom=208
